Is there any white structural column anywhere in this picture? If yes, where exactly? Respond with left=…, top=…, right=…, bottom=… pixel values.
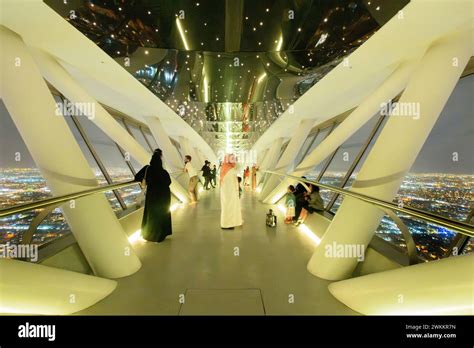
left=0, top=27, right=141, bottom=278
left=0, top=258, right=117, bottom=315
left=30, top=48, right=189, bottom=203
left=143, top=116, right=183, bottom=169
left=307, top=30, right=472, bottom=280
left=256, top=137, right=283, bottom=189
left=262, top=61, right=414, bottom=204
left=259, top=119, right=316, bottom=199
left=328, top=253, right=474, bottom=315
left=257, top=138, right=284, bottom=172
left=143, top=116, right=190, bottom=202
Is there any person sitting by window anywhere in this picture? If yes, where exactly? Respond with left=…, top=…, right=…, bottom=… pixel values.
left=293, top=176, right=309, bottom=222
left=284, top=185, right=296, bottom=224
left=294, top=185, right=324, bottom=226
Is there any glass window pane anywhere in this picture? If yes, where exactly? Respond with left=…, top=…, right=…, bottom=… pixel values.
left=376, top=214, right=456, bottom=262
left=375, top=75, right=473, bottom=261
left=144, top=129, right=159, bottom=150
left=293, top=131, right=317, bottom=168
left=66, top=115, right=142, bottom=210
left=343, top=116, right=388, bottom=189
left=327, top=115, right=386, bottom=212
left=317, top=116, right=380, bottom=206
left=305, top=124, right=334, bottom=179
left=127, top=123, right=152, bottom=153
left=63, top=117, right=122, bottom=212
left=394, top=76, right=473, bottom=222
left=75, top=116, right=134, bottom=182
left=0, top=99, right=72, bottom=248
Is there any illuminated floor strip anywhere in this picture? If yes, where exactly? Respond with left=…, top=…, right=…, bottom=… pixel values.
left=277, top=204, right=321, bottom=245
left=128, top=203, right=183, bottom=243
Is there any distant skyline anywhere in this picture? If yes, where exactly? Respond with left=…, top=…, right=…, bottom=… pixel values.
left=1, top=75, right=473, bottom=174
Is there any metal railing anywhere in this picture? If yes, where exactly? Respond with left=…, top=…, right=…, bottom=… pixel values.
left=0, top=180, right=138, bottom=245
left=265, top=170, right=473, bottom=264
left=265, top=170, right=473, bottom=237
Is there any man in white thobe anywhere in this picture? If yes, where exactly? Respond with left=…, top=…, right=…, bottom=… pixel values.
left=220, top=154, right=243, bottom=229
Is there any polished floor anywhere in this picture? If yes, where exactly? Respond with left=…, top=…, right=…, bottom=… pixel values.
left=79, top=187, right=358, bottom=315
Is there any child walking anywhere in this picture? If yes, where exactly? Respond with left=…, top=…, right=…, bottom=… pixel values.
left=285, top=185, right=296, bottom=223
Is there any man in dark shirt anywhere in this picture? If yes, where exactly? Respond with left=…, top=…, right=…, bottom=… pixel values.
left=210, top=165, right=217, bottom=188
left=201, top=160, right=212, bottom=190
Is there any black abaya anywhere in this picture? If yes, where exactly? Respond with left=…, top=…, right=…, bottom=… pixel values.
left=135, top=163, right=172, bottom=242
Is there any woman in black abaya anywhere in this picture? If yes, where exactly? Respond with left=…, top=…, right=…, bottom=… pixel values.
left=134, top=149, right=172, bottom=242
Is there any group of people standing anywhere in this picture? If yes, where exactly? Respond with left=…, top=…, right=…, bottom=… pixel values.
left=243, top=165, right=258, bottom=190
left=135, top=150, right=247, bottom=242
left=183, top=155, right=218, bottom=204
left=134, top=149, right=320, bottom=244
left=201, top=160, right=217, bottom=190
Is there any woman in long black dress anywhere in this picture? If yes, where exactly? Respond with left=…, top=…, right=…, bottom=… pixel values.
left=134, top=149, right=172, bottom=242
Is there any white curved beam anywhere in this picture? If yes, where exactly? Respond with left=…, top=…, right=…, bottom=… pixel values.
left=0, top=259, right=117, bottom=315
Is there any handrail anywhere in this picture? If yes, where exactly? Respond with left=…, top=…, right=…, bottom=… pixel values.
left=265, top=170, right=474, bottom=237
left=0, top=180, right=138, bottom=218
